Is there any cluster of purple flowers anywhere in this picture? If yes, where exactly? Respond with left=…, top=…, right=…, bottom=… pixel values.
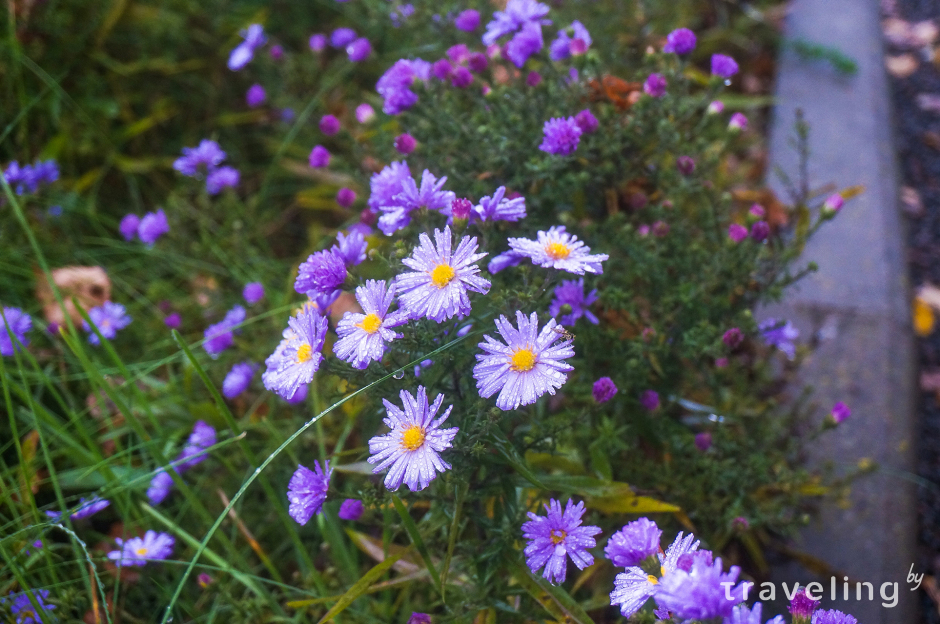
left=483, top=0, right=551, bottom=68
left=173, top=139, right=239, bottom=195
left=1, top=307, right=32, bottom=356
left=538, top=109, right=598, bottom=156
left=83, top=301, right=132, bottom=346
left=119, top=209, right=170, bottom=246
left=147, top=420, right=217, bottom=505
left=376, top=58, right=431, bottom=115
left=1, top=159, right=59, bottom=195
left=3, top=589, right=56, bottom=624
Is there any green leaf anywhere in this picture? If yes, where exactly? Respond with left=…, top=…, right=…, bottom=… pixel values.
left=489, top=430, right=547, bottom=489
left=391, top=495, right=442, bottom=595
left=315, top=550, right=405, bottom=623
left=508, top=559, right=595, bottom=624
left=531, top=475, right=634, bottom=498
left=588, top=495, right=680, bottom=514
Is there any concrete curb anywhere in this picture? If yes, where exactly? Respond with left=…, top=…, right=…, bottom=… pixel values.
left=766, top=1, right=917, bottom=622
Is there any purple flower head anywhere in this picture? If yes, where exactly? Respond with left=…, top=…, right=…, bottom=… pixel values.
left=379, top=169, right=456, bottom=235
left=197, top=573, right=213, bottom=588
left=509, top=225, right=608, bottom=274
left=246, top=84, right=266, bottom=107
left=727, top=602, right=784, bottom=624
left=395, top=133, right=417, bottom=154
left=206, top=166, right=240, bottom=196
left=320, top=114, right=341, bottom=136
left=228, top=24, right=266, bottom=70
left=147, top=469, right=174, bottom=504
left=447, top=44, right=471, bottom=64
left=664, top=27, right=696, bottom=54
left=451, top=198, right=473, bottom=220
left=472, top=186, right=527, bottom=222
left=309, top=34, right=327, bottom=51
left=266, top=305, right=328, bottom=399
left=369, top=160, right=411, bottom=213
left=178, top=420, right=217, bottom=469
left=606, top=517, right=662, bottom=567
left=695, top=431, right=712, bottom=451
left=610, top=531, right=701, bottom=618
left=728, top=223, right=748, bottom=242
left=137, top=209, right=170, bottom=246
left=223, top=362, right=256, bottom=398
left=708, top=100, right=726, bottom=114
left=644, top=73, right=667, bottom=97
left=107, top=530, right=175, bottom=566
left=334, top=280, right=407, bottom=369
left=474, top=311, right=574, bottom=410
left=332, top=230, right=369, bottom=267
left=483, top=0, right=551, bottom=46
left=539, top=117, right=582, bottom=155
left=203, top=305, right=245, bottom=358
left=759, top=318, right=799, bottom=359
left=712, top=53, right=740, bottom=78
left=288, top=460, right=331, bottom=525
left=522, top=498, right=601, bottom=584
left=751, top=220, right=770, bottom=242
left=729, top=112, right=748, bottom=131
left=488, top=250, right=526, bottom=274
left=549, top=279, right=599, bottom=326
left=295, top=249, right=347, bottom=297
left=309, top=145, right=330, bottom=168
left=337, top=188, right=357, bottom=208
left=723, top=327, right=743, bottom=348
left=676, top=550, right=714, bottom=571
left=468, top=52, right=488, bottom=72
left=505, top=22, right=544, bottom=68
left=377, top=58, right=431, bottom=115
left=269, top=44, right=283, bottom=60
left=455, top=9, right=481, bottom=31
left=408, top=614, right=432, bottom=624
left=243, top=282, right=265, bottom=305
left=174, top=140, right=226, bottom=177
left=526, top=71, right=543, bottom=86
left=432, top=58, right=454, bottom=80
left=368, top=386, right=459, bottom=491
left=7, top=589, right=56, bottom=624
left=395, top=226, right=490, bottom=322
left=0, top=307, right=31, bottom=356
left=356, top=103, right=376, bottom=124
left=83, top=302, right=132, bottom=346
left=750, top=204, right=766, bottom=218
left=789, top=588, right=821, bottom=620
left=592, top=377, right=618, bottom=403
left=575, top=109, right=599, bottom=134
left=677, top=155, right=696, bottom=175
left=347, top=37, right=372, bottom=62
left=654, top=556, right=745, bottom=620
left=550, top=20, right=591, bottom=60
left=823, top=193, right=844, bottom=213
left=831, top=401, right=851, bottom=424
left=163, top=313, right=180, bottom=330
left=338, top=498, right=364, bottom=520
left=640, top=389, right=660, bottom=411
left=451, top=65, right=473, bottom=88
left=46, top=496, right=110, bottom=521
left=811, top=610, right=857, bottom=624
left=330, top=27, right=357, bottom=48
left=119, top=214, right=140, bottom=241
left=285, top=383, right=308, bottom=404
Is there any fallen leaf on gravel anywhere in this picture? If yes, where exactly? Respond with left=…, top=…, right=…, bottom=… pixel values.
left=920, top=370, right=940, bottom=392
left=886, top=54, right=918, bottom=77
left=915, top=297, right=936, bottom=336
left=901, top=186, right=925, bottom=217
left=917, top=94, right=940, bottom=113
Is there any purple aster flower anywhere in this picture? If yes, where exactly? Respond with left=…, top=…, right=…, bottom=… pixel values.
left=505, top=22, right=544, bottom=68
left=575, top=109, right=598, bottom=134
left=550, top=20, right=592, bottom=61
left=309, top=33, right=327, bottom=51
left=654, top=556, right=745, bottom=620
left=383, top=168, right=456, bottom=233
left=811, top=610, right=856, bottom=624
left=509, top=226, right=608, bottom=274
left=369, top=161, right=412, bottom=214
left=228, top=24, right=266, bottom=70
left=174, top=140, right=226, bottom=177
left=549, top=279, right=599, bottom=326
left=295, top=249, right=347, bottom=297
left=268, top=305, right=329, bottom=399
left=723, top=327, right=743, bottom=348
left=432, top=58, right=454, bottom=80
left=119, top=213, right=140, bottom=241
left=376, top=59, right=431, bottom=115
left=107, top=530, right=175, bottom=566
left=243, top=282, right=265, bottom=304
left=332, top=231, right=368, bottom=267
left=147, top=469, right=174, bottom=504
left=526, top=70, right=543, bottom=86
left=473, top=311, right=574, bottom=410
left=451, top=65, right=473, bottom=87
left=356, top=103, right=376, bottom=124
left=320, top=114, right=341, bottom=135
left=287, top=460, right=331, bottom=525
left=395, top=133, right=417, bottom=154
left=137, top=209, right=170, bottom=246
left=789, top=588, right=821, bottom=621
left=592, top=377, right=618, bottom=403
left=338, top=498, right=364, bottom=520
left=488, top=250, right=526, bottom=274
left=712, top=53, right=740, bottom=78
left=178, top=420, right=217, bottom=469
left=246, top=84, right=266, bottom=107
left=223, top=362, right=256, bottom=398
left=664, top=27, right=696, bottom=54
left=309, top=145, right=330, bottom=168
left=695, top=431, right=713, bottom=451
left=729, top=112, right=748, bottom=131
left=644, top=73, right=667, bottom=97
left=347, top=37, right=372, bottom=62
left=472, top=186, right=527, bottom=222
left=447, top=44, right=469, bottom=63
left=606, top=518, right=661, bottom=567
left=751, top=220, right=770, bottom=242
left=1, top=307, right=31, bottom=356
left=728, top=223, right=748, bottom=242
left=337, top=188, right=357, bottom=207
left=46, top=496, right=110, bottom=521
left=330, top=27, right=357, bottom=48
left=611, top=567, right=660, bottom=618
left=640, top=389, right=659, bottom=411
left=206, top=166, right=239, bottom=195
left=455, top=9, right=480, bottom=31
left=408, top=614, right=432, bottom=624
left=468, top=52, right=488, bottom=72
left=539, top=117, right=582, bottom=156
left=831, top=401, right=851, bottom=424
left=483, top=0, right=551, bottom=46
left=83, top=302, right=132, bottom=346
left=726, top=602, right=785, bottom=624
left=395, top=226, right=491, bottom=322
left=759, top=318, right=799, bottom=359
left=203, top=305, right=245, bottom=358
left=7, top=589, right=56, bottom=624
left=367, top=386, right=459, bottom=491
left=334, top=280, right=406, bottom=369
left=677, top=155, right=696, bottom=175
left=522, top=498, right=601, bottom=584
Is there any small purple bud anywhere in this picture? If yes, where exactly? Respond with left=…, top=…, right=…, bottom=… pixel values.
left=711, top=53, right=739, bottom=78
left=732, top=516, right=750, bottom=531
left=451, top=66, right=473, bottom=88
left=246, top=84, right=266, bottom=108
left=570, top=38, right=588, bottom=55
left=823, top=193, right=844, bottom=213
left=749, top=204, right=766, bottom=218
left=197, top=573, right=214, bottom=588
left=319, top=114, right=341, bottom=136
left=652, top=221, right=669, bottom=237
left=309, top=145, right=330, bottom=168
left=119, top=214, right=140, bottom=241
left=575, top=109, right=599, bottom=134
left=164, top=313, right=182, bottom=329
left=451, top=198, right=472, bottom=220
left=694, top=431, right=712, bottom=451
left=676, top=156, right=695, bottom=176
left=644, top=73, right=667, bottom=97
left=639, top=390, right=660, bottom=411
left=729, top=112, right=748, bottom=131
left=750, top=220, right=770, bottom=242
left=269, top=45, right=284, bottom=61
left=337, top=188, right=357, bottom=208
left=338, top=499, right=364, bottom=520
left=707, top=100, right=725, bottom=114
left=728, top=223, right=748, bottom=242
left=309, top=34, right=327, bottom=52
left=788, top=588, right=821, bottom=622
left=663, top=28, right=697, bottom=54
left=455, top=9, right=481, bottom=32
left=468, top=52, right=488, bottom=73
left=243, top=282, right=265, bottom=305
left=356, top=103, right=375, bottom=124
left=831, top=401, right=851, bottom=424
left=526, top=71, right=542, bottom=87
left=346, top=37, right=372, bottom=62
left=432, top=58, right=454, bottom=80
left=394, top=134, right=417, bottom=155
left=592, top=377, right=618, bottom=403
left=723, top=328, right=743, bottom=348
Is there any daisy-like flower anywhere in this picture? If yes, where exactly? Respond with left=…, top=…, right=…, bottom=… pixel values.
left=334, top=280, right=407, bottom=369
left=107, top=530, right=175, bottom=567
left=654, top=556, right=746, bottom=620
left=367, top=386, right=458, bottom=492
left=549, top=279, right=599, bottom=326
left=508, top=226, right=608, bottom=275
left=1, top=307, right=31, bottom=356
left=395, top=226, right=491, bottom=322
left=728, top=602, right=786, bottom=624
left=522, top=498, right=601, bottom=584
left=206, top=166, right=239, bottom=195
left=332, top=230, right=368, bottom=267
left=483, top=0, right=551, bottom=46
left=5, top=589, right=56, bottom=624
left=83, top=302, right=132, bottom=346
left=605, top=517, right=662, bottom=567
left=269, top=305, right=329, bottom=399
left=287, top=460, right=331, bottom=525
left=473, top=311, right=574, bottom=411
left=46, top=496, right=110, bottom=521
left=472, top=186, right=527, bottom=222
left=173, top=139, right=226, bottom=176
left=295, top=249, right=348, bottom=298
left=379, top=169, right=455, bottom=235
left=610, top=531, right=700, bottom=618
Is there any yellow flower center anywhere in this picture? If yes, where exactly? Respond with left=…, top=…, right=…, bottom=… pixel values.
left=296, top=343, right=313, bottom=363
left=510, top=348, right=537, bottom=372
left=357, top=313, right=382, bottom=334
left=136, top=547, right=149, bottom=556
left=545, top=241, right=571, bottom=260
left=648, top=575, right=659, bottom=585
left=550, top=529, right=567, bottom=545
left=401, top=425, right=426, bottom=451
left=430, top=263, right=456, bottom=288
